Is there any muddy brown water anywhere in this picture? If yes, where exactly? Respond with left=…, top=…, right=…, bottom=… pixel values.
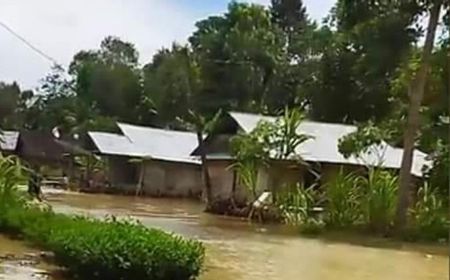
left=1, top=188, right=448, bottom=280
left=0, top=234, right=60, bottom=280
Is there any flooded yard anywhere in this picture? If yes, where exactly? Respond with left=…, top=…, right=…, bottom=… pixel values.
left=0, top=235, right=60, bottom=280
left=3, top=188, right=447, bottom=280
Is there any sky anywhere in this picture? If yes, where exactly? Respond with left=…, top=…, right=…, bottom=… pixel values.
left=0, top=0, right=335, bottom=90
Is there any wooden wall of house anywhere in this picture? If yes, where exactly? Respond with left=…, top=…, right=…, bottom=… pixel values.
left=207, top=160, right=247, bottom=203
left=107, top=156, right=139, bottom=190
left=206, top=159, right=307, bottom=203
left=141, top=160, right=202, bottom=198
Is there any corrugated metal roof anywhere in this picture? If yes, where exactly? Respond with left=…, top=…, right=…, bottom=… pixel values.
left=117, top=123, right=200, bottom=164
left=0, top=131, right=19, bottom=151
left=88, top=132, right=144, bottom=158
left=229, top=112, right=431, bottom=177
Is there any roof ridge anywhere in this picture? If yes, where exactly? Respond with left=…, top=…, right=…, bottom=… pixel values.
left=117, top=122, right=197, bottom=137
left=229, top=111, right=357, bottom=129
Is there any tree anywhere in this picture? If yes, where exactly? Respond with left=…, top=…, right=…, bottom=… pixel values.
left=310, top=0, right=422, bottom=123
left=0, top=82, right=34, bottom=129
left=183, top=110, right=222, bottom=210
left=270, top=0, right=316, bottom=61
left=189, top=2, right=287, bottom=113
left=271, top=0, right=307, bottom=33
left=143, top=44, right=195, bottom=125
left=26, top=65, right=117, bottom=134
left=395, top=1, right=443, bottom=233
left=68, top=36, right=144, bottom=124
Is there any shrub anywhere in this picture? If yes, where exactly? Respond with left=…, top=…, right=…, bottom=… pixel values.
left=360, top=169, right=398, bottom=234
left=276, top=183, right=316, bottom=225
left=0, top=155, right=25, bottom=210
left=275, top=183, right=325, bottom=235
left=407, top=183, right=449, bottom=242
left=0, top=204, right=205, bottom=280
left=324, top=169, right=361, bottom=228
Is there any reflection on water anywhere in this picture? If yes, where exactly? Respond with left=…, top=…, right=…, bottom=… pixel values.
left=19, top=188, right=449, bottom=279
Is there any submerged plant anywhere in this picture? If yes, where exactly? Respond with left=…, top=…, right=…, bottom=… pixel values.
left=324, top=169, right=361, bottom=228
left=408, top=183, right=449, bottom=241
left=360, top=168, right=398, bottom=234
left=276, top=183, right=315, bottom=225
left=276, top=183, right=325, bottom=234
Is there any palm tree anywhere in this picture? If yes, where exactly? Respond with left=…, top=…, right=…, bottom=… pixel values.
left=184, top=110, right=222, bottom=210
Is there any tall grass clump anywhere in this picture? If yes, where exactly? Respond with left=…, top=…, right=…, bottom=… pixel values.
left=0, top=156, right=205, bottom=280
left=324, top=169, right=361, bottom=228
left=0, top=155, right=25, bottom=210
left=275, top=183, right=324, bottom=234
left=407, top=183, right=449, bottom=242
left=359, top=169, right=398, bottom=234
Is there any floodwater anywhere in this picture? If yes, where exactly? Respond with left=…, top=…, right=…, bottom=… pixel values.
left=1, top=188, right=448, bottom=280
left=0, top=234, right=59, bottom=280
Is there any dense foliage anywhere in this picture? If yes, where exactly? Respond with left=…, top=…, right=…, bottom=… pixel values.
left=276, top=169, right=448, bottom=241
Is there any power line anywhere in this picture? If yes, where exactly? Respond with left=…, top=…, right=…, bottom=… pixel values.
left=0, top=20, right=61, bottom=66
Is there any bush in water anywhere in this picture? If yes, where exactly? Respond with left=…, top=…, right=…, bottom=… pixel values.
left=359, top=169, right=398, bottom=234
left=323, top=169, right=362, bottom=228
left=407, top=183, right=449, bottom=242
left=0, top=204, right=205, bottom=280
left=275, top=183, right=325, bottom=234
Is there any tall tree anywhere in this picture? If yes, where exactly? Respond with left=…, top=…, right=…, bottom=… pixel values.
left=26, top=65, right=117, bottom=134
left=270, top=0, right=315, bottom=61
left=395, top=0, right=443, bottom=233
left=271, top=0, right=307, bottom=32
left=143, top=44, right=195, bottom=126
left=310, top=0, right=422, bottom=123
left=0, top=82, right=34, bottom=130
left=69, top=36, right=144, bottom=124
left=189, top=2, right=287, bottom=113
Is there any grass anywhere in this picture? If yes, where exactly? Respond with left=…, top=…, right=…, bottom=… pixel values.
left=275, top=167, right=448, bottom=243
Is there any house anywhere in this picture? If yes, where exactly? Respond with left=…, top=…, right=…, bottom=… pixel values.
left=0, top=130, right=19, bottom=156
left=17, top=131, right=90, bottom=178
left=88, top=123, right=203, bottom=198
left=192, top=111, right=431, bottom=202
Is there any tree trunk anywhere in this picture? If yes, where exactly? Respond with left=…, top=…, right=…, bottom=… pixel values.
left=197, top=131, right=213, bottom=209
left=447, top=35, right=450, bottom=246
left=395, top=1, right=442, bottom=234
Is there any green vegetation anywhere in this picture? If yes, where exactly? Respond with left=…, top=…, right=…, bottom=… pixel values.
left=230, top=108, right=310, bottom=200
left=275, top=183, right=324, bottom=235
left=324, top=170, right=361, bottom=228
left=360, top=169, right=398, bottom=233
left=408, top=183, right=449, bottom=241
left=275, top=169, right=448, bottom=242
left=0, top=155, right=205, bottom=280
